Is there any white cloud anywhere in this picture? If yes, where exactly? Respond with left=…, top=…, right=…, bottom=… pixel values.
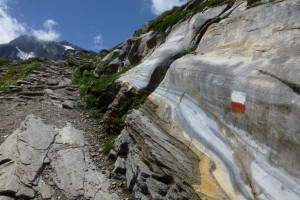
left=150, top=0, right=189, bottom=15
left=0, top=1, right=61, bottom=44
left=0, top=0, right=26, bottom=44
left=32, top=19, right=60, bottom=41
left=92, top=34, right=104, bottom=51
left=94, top=34, right=103, bottom=45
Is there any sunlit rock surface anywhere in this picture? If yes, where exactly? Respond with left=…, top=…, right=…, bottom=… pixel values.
left=119, top=5, right=228, bottom=89
left=117, top=0, right=300, bottom=199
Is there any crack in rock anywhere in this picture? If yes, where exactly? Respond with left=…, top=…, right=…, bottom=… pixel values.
left=0, top=115, right=120, bottom=199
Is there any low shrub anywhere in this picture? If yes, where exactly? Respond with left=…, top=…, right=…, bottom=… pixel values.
left=102, top=135, right=117, bottom=154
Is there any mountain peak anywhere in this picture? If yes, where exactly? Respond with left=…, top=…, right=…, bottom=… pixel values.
left=0, top=35, right=83, bottom=60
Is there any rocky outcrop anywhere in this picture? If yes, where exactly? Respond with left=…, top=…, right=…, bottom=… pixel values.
left=0, top=115, right=119, bottom=200
left=102, top=0, right=300, bottom=199
left=119, top=4, right=229, bottom=89
left=113, top=109, right=201, bottom=200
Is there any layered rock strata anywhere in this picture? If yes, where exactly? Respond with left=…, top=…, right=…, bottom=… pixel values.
left=119, top=4, right=229, bottom=89
left=110, top=0, right=300, bottom=199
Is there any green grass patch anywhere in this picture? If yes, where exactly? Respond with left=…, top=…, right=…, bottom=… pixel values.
left=88, top=109, right=103, bottom=119
left=0, top=58, right=11, bottom=66
left=179, top=48, right=195, bottom=57
left=102, top=135, right=117, bottom=154
left=66, top=48, right=137, bottom=120
left=73, top=62, right=135, bottom=110
left=149, top=6, right=189, bottom=32
left=133, top=0, right=224, bottom=34
left=0, top=61, right=41, bottom=91
left=133, top=28, right=143, bottom=37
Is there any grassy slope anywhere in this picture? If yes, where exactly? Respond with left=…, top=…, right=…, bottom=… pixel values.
left=133, top=0, right=226, bottom=36
left=0, top=59, right=42, bottom=91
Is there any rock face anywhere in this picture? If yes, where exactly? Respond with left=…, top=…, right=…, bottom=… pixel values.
left=105, top=0, right=300, bottom=199
left=119, top=4, right=229, bottom=89
left=113, top=109, right=201, bottom=199
left=0, top=116, right=119, bottom=200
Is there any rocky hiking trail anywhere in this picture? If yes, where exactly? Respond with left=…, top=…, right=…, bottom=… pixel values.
left=0, top=61, right=131, bottom=200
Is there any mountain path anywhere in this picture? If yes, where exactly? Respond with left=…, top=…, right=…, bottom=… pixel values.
left=0, top=61, right=130, bottom=200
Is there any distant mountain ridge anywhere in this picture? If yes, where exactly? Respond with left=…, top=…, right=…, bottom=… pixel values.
left=0, top=35, right=82, bottom=60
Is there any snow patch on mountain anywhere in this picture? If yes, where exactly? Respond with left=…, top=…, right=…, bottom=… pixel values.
left=16, top=47, right=35, bottom=60
left=63, top=45, right=75, bottom=50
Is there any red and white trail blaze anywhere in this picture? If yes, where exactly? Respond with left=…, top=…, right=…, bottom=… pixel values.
left=231, top=91, right=246, bottom=113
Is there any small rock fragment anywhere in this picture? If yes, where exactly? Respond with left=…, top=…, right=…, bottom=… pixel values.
left=62, top=101, right=74, bottom=109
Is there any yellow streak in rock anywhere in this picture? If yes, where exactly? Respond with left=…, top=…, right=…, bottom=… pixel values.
left=190, top=145, right=229, bottom=200
left=148, top=93, right=242, bottom=200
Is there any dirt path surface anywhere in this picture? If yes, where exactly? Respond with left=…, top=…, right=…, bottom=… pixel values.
left=0, top=61, right=130, bottom=200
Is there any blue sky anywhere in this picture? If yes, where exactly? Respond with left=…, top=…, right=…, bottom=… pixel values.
left=0, top=0, right=188, bottom=51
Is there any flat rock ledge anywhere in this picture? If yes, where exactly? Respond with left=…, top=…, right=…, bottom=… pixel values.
left=0, top=115, right=119, bottom=200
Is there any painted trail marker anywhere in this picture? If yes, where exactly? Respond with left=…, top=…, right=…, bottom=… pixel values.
left=231, top=91, right=246, bottom=113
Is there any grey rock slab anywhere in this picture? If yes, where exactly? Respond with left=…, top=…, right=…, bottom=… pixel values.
left=15, top=186, right=35, bottom=198
left=83, top=156, right=119, bottom=200
left=49, top=95, right=60, bottom=100
left=17, top=115, right=57, bottom=150
left=0, top=197, right=14, bottom=200
left=125, top=149, right=152, bottom=192
left=0, top=164, right=21, bottom=195
left=50, top=148, right=85, bottom=199
left=66, top=87, right=77, bottom=92
left=63, top=78, right=72, bottom=86
left=0, top=115, right=58, bottom=198
left=62, top=100, right=74, bottom=109
left=46, top=79, right=60, bottom=86
left=45, top=89, right=54, bottom=95
left=94, top=49, right=121, bottom=76
left=27, top=85, right=45, bottom=91
left=146, top=178, right=169, bottom=198
left=55, top=123, right=85, bottom=147
left=20, top=95, right=34, bottom=100
left=113, top=157, right=126, bottom=175
left=114, top=130, right=132, bottom=155
left=8, top=85, right=22, bottom=92
left=108, top=149, right=117, bottom=159
left=19, top=91, right=44, bottom=96
left=0, top=113, right=121, bottom=200
left=94, top=189, right=119, bottom=200
left=0, top=196, right=14, bottom=200
left=145, top=32, right=157, bottom=49
left=17, top=80, right=32, bottom=85
left=38, top=179, right=53, bottom=199
left=106, top=58, right=124, bottom=74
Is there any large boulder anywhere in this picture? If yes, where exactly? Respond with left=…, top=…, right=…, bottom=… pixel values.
left=94, top=49, right=121, bottom=76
